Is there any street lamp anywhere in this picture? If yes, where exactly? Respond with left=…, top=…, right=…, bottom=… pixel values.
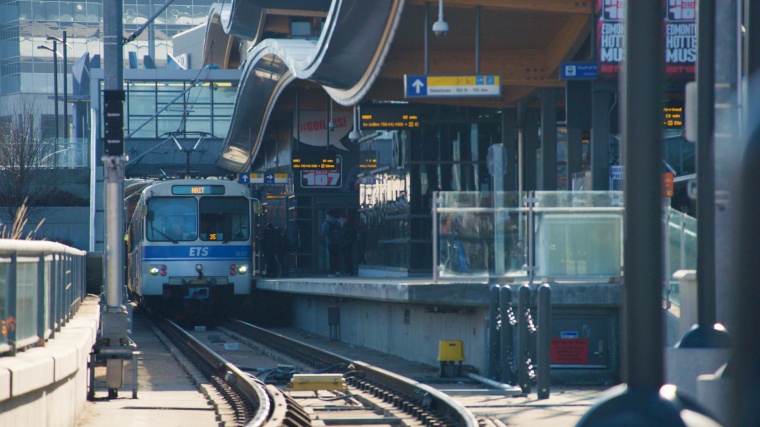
left=47, top=31, right=69, bottom=139
left=37, top=42, right=60, bottom=141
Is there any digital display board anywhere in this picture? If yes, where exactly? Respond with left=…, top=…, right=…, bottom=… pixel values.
left=360, top=105, right=420, bottom=130
left=663, top=105, right=684, bottom=128
left=359, top=150, right=377, bottom=169
left=172, top=185, right=226, bottom=195
left=291, top=150, right=337, bottom=170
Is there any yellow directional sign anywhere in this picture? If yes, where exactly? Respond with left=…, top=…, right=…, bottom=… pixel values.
left=405, top=74, right=501, bottom=98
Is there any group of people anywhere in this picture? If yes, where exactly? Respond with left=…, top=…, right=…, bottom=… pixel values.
left=260, top=223, right=289, bottom=278
left=322, top=211, right=357, bottom=277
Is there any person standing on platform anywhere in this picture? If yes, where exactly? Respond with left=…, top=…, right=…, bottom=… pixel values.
left=340, top=212, right=357, bottom=276
left=275, top=226, right=289, bottom=277
left=261, top=223, right=278, bottom=277
left=321, top=212, right=342, bottom=277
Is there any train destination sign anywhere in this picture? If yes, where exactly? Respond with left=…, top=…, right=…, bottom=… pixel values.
left=404, top=74, right=501, bottom=98
left=172, top=185, right=226, bottom=195
left=291, top=150, right=337, bottom=170
left=360, top=105, right=419, bottom=130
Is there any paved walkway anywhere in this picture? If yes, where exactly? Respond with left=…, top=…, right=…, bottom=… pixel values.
left=76, top=313, right=217, bottom=427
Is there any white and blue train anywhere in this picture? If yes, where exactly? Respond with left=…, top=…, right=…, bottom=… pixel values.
left=127, top=178, right=257, bottom=320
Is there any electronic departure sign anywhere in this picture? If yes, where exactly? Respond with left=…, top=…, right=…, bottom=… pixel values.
left=172, top=185, right=226, bottom=195
left=359, top=150, right=377, bottom=169
left=291, top=150, right=337, bottom=170
left=663, top=105, right=684, bottom=128
left=360, top=105, right=420, bottom=130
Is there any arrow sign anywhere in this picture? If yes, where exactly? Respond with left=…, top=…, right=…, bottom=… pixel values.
left=411, top=79, right=425, bottom=94
left=238, top=173, right=250, bottom=184
left=404, top=74, right=501, bottom=98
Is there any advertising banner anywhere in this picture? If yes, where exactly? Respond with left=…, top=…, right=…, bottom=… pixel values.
left=596, top=0, right=695, bottom=86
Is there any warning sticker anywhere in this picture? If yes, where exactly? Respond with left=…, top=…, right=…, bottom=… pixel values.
left=550, top=338, right=589, bottom=364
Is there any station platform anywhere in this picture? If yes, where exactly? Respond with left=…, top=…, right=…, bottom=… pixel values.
left=255, top=275, right=622, bottom=307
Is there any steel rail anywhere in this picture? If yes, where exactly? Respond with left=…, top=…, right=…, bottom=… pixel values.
left=226, top=319, right=479, bottom=427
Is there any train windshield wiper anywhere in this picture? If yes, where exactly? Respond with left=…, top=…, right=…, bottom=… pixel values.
left=152, top=226, right=178, bottom=243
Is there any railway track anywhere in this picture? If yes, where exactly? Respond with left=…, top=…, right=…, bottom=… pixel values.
left=150, top=314, right=480, bottom=426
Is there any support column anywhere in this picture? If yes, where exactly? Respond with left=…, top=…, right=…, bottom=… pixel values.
left=591, top=88, right=613, bottom=190
left=540, top=88, right=557, bottom=191
left=566, top=81, right=592, bottom=184
left=501, top=108, right=518, bottom=191
left=523, top=109, right=539, bottom=192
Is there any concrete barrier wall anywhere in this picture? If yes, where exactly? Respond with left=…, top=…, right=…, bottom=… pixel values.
left=0, top=296, right=99, bottom=427
left=291, top=296, right=488, bottom=372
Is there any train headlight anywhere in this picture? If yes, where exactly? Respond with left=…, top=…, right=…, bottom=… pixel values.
left=149, top=267, right=160, bottom=275
left=237, top=265, right=248, bottom=274
left=196, top=264, right=203, bottom=272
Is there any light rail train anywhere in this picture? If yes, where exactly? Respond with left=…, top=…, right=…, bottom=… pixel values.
left=126, top=178, right=257, bottom=321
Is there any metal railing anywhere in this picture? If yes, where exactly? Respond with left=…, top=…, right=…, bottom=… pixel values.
left=41, top=138, right=90, bottom=168
left=665, top=208, right=697, bottom=307
left=433, top=191, right=626, bottom=283
left=0, top=240, right=87, bottom=356
left=433, top=192, right=696, bottom=295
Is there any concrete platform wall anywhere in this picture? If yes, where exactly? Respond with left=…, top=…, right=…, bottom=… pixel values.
left=291, top=296, right=489, bottom=372
left=0, top=296, right=99, bottom=427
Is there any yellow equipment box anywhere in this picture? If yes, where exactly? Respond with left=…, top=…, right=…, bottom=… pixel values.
left=438, top=340, right=465, bottom=362
left=286, top=374, right=347, bottom=391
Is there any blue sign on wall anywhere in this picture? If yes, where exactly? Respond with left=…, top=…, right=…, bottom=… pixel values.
left=560, top=62, right=598, bottom=80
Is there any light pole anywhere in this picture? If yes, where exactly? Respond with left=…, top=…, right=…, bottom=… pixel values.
left=36, top=42, right=59, bottom=141
left=47, top=31, right=68, bottom=139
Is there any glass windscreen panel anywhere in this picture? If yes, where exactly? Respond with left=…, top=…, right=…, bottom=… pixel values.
left=146, top=197, right=198, bottom=242
left=199, top=196, right=250, bottom=242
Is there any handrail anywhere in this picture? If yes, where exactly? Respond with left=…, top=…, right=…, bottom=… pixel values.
left=0, top=239, right=87, bottom=356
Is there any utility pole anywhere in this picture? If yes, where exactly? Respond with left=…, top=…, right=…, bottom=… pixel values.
left=91, top=0, right=137, bottom=400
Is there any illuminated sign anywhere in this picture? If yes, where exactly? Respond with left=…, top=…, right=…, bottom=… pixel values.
left=291, top=150, right=337, bottom=170
left=663, top=105, right=684, bottom=128
left=360, top=105, right=420, bottom=130
left=172, top=185, right=226, bottom=195
left=298, top=155, right=343, bottom=188
left=359, top=150, right=377, bottom=169
left=404, top=75, right=502, bottom=98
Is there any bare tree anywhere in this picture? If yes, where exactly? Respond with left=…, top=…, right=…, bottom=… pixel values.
left=0, top=96, right=59, bottom=224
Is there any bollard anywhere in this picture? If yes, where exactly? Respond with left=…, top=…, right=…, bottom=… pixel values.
left=488, top=285, right=501, bottom=379
left=537, top=283, right=551, bottom=399
left=499, top=285, right=516, bottom=385
left=518, top=285, right=531, bottom=394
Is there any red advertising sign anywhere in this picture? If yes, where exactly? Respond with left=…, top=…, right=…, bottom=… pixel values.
left=596, top=0, right=695, bottom=82
left=301, top=169, right=341, bottom=188
left=665, top=0, right=696, bottom=77
left=550, top=338, right=589, bottom=364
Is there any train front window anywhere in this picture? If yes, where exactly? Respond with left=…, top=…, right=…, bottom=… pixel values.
left=146, top=197, right=198, bottom=242
left=199, top=197, right=250, bottom=241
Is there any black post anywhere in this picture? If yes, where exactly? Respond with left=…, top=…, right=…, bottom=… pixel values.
left=517, top=284, right=530, bottom=394
left=730, top=2, right=760, bottom=425
left=52, top=40, right=59, bottom=141
left=577, top=0, right=718, bottom=423
left=62, top=31, right=68, bottom=139
left=499, top=285, right=515, bottom=385
left=488, top=285, right=500, bottom=379
left=677, top=0, right=730, bottom=348
left=537, top=283, right=551, bottom=399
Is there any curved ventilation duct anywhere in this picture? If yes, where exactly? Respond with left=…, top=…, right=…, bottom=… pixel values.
left=201, top=0, right=406, bottom=173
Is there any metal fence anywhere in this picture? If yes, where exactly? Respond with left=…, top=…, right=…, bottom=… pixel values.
left=0, top=240, right=87, bottom=356
left=433, top=191, right=626, bottom=283
left=41, top=138, right=90, bottom=168
left=433, top=192, right=696, bottom=303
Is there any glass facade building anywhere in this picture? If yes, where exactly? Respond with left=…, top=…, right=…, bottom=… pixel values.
left=0, top=0, right=214, bottom=112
